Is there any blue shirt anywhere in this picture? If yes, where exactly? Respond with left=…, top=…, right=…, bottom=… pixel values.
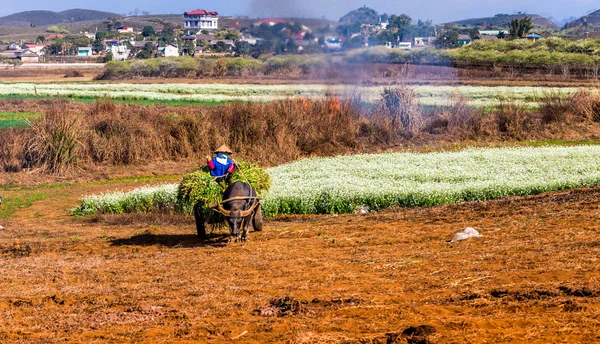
left=209, top=154, right=233, bottom=177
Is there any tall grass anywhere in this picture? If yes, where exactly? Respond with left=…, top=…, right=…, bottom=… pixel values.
left=26, top=102, right=82, bottom=174
left=3, top=87, right=600, bottom=175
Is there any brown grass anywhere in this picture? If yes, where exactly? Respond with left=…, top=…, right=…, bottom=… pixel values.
left=3, top=88, right=600, bottom=175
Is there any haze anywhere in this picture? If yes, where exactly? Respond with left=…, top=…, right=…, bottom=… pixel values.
left=0, top=0, right=597, bottom=24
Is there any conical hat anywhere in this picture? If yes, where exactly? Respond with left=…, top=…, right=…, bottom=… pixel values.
left=214, top=144, right=233, bottom=154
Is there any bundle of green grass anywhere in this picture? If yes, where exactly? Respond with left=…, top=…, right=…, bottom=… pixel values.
left=176, top=161, right=271, bottom=215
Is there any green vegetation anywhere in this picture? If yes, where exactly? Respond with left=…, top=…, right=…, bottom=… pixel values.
left=71, top=161, right=271, bottom=216
left=176, top=161, right=271, bottom=214
left=0, top=112, right=38, bottom=129
left=0, top=192, right=47, bottom=219
left=0, top=94, right=227, bottom=107
left=46, top=25, right=71, bottom=33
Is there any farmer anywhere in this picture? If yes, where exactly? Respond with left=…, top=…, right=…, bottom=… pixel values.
left=206, top=145, right=236, bottom=186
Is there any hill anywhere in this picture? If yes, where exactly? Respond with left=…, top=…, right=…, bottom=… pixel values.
left=448, top=13, right=559, bottom=29
left=339, top=6, right=379, bottom=25
left=0, top=9, right=117, bottom=27
left=567, top=10, right=600, bottom=28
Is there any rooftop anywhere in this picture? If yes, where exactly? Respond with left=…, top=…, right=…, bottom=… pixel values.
left=185, top=10, right=218, bottom=16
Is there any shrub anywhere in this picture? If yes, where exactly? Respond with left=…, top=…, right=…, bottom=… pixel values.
left=26, top=101, right=82, bottom=174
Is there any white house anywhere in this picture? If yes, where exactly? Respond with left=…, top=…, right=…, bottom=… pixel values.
left=111, top=44, right=130, bottom=60
left=21, top=43, right=46, bottom=55
left=117, top=26, right=134, bottom=34
left=184, top=10, right=219, bottom=31
left=158, top=44, right=179, bottom=57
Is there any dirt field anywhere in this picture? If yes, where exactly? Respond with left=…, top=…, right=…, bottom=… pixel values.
left=1, top=176, right=600, bottom=343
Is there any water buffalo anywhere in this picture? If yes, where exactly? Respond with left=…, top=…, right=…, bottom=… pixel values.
left=194, top=181, right=263, bottom=242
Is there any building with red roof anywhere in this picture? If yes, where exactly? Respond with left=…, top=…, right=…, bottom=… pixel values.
left=184, top=9, right=219, bottom=32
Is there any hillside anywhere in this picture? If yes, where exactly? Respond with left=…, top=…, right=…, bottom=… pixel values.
left=0, top=9, right=117, bottom=27
left=567, top=10, right=600, bottom=28
left=448, top=13, right=559, bottom=29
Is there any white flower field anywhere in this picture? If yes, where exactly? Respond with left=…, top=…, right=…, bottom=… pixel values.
left=0, top=83, right=587, bottom=106
left=72, top=145, right=600, bottom=217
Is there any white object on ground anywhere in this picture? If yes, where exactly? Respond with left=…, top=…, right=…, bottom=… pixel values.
left=0, top=225, right=4, bottom=230
left=451, top=227, right=482, bottom=243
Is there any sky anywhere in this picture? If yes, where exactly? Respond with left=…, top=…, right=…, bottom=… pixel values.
left=0, top=0, right=598, bottom=24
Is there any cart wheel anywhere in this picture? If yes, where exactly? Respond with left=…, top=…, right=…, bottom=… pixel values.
left=193, top=203, right=206, bottom=239
left=253, top=205, right=263, bottom=232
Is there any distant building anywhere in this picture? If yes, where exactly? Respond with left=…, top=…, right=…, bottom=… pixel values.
left=46, top=34, right=64, bottom=41
left=184, top=10, right=219, bottom=31
left=413, top=37, right=436, bottom=47
left=239, top=35, right=258, bottom=45
left=525, top=33, right=543, bottom=40
left=478, top=30, right=508, bottom=36
left=458, top=35, right=472, bottom=46
left=82, top=31, right=96, bottom=40
left=254, top=18, right=287, bottom=26
left=21, top=43, right=46, bottom=55
left=111, top=44, right=130, bottom=60
left=158, top=44, right=179, bottom=57
left=398, top=42, right=412, bottom=50
left=325, top=38, right=342, bottom=50
left=19, top=51, right=40, bottom=63
left=117, top=26, right=134, bottom=33
left=78, top=47, right=93, bottom=56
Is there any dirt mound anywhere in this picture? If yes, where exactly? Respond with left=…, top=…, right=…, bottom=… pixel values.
left=255, top=297, right=362, bottom=317
left=255, top=296, right=312, bottom=317
left=384, top=325, right=437, bottom=344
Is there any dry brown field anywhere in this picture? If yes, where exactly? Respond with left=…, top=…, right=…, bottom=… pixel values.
left=1, top=176, right=600, bottom=343
left=2, top=72, right=600, bottom=343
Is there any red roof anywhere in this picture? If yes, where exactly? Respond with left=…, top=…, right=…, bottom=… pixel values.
left=185, top=9, right=218, bottom=15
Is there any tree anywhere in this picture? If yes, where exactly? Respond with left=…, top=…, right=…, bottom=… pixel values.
left=435, top=29, right=460, bottom=49
left=388, top=14, right=412, bottom=41
left=234, top=41, right=251, bottom=56
left=142, top=26, right=155, bottom=37
left=510, top=17, right=533, bottom=38
left=36, top=36, right=46, bottom=43
left=102, top=52, right=113, bottom=62
left=95, top=31, right=108, bottom=40
left=92, top=40, right=105, bottom=53
left=339, top=6, right=379, bottom=25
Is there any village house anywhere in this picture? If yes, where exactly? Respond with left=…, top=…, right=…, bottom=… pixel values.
left=110, top=44, right=130, bottom=60
left=239, top=35, right=258, bottom=45
left=413, top=37, right=436, bottom=47
left=478, top=30, right=508, bottom=37
left=19, top=50, right=40, bottom=63
left=21, top=43, right=46, bottom=55
left=8, top=42, right=21, bottom=50
left=157, top=44, right=179, bottom=57
left=78, top=47, right=93, bottom=56
left=184, top=10, right=219, bottom=32
left=46, top=34, right=64, bottom=41
left=117, top=26, right=134, bottom=34
left=458, top=34, right=472, bottom=46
